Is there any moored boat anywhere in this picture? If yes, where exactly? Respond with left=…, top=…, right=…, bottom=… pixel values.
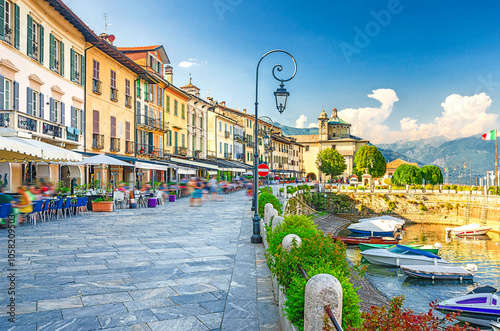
left=360, top=245, right=449, bottom=267
left=401, top=264, right=477, bottom=280
left=348, top=219, right=399, bottom=236
left=359, top=243, right=442, bottom=255
left=491, top=318, right=500, bottom=331
left=446, top=223, right=492, bottom=236
left=330, top=235, right=399, bottom=245
left=436, top=286, right=500, bottom=327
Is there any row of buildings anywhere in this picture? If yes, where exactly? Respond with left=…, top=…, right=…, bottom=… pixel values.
left=0, top=0, right=304, bottom=190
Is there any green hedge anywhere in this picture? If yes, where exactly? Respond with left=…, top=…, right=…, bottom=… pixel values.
left=259, top=193, right=282, bottom=217
left=265, top=215, right=361, bottom=330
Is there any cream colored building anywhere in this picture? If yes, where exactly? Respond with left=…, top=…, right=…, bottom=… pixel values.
left=291, top=108, right=369, bottom=181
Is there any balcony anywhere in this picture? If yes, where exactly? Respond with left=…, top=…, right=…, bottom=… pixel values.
left=224, top=131, right=231, bottom=138
left=125, top=140, right=134, bottom=154
left=137, top=143, right=163, bottom=158
left=93, top=79, right=102, bottom=94
left=110, top=88, right=118, bottom=102
left=125, top=95, right=132, bottom=108
left=66, top=127, right=79, bottom=142
left=110, top=137, right=120, bottom=152
left=175, top=147, right=188, bottom=156
left=224, top=153, right=233, bottom=160
left=92, top=133, right=104, bottom=149
left=236, top=153, right=245, bottom=162
left=31, top=43, right=39, bottom=61
left=234, top=133, right=245, bottom=142
left=207, top=150, right=217, bottom=159
left=3, top=25, right=12, bottom=45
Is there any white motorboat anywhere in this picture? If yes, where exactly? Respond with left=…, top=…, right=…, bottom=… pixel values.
left=492, top=318, right=500, bottom=331
left=446, top=223, right=492, bottom=236
left=348, top=219, right=399, bottom=236
left=400, top=264, right=477, bottom=280
left=358, top=216, right=405, bottom=229
left=436, top=286, right=500, bottom=327
left=360, top=245, right=449, bottom=267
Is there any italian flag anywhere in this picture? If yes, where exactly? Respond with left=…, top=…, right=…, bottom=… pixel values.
left=482, top=130, right=496, bottom=140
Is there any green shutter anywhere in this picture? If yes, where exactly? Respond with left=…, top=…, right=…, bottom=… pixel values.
left=60, top=41, right=64, bottom=76
left=39, top=24, right=44, bottom=64
left=80, top=54, right=85, bottom=86
left=144, top=82, right=147, bottom=100
left=136, top=79, right=140, bottom=97
left=49, top=33, right=55, bottom=70
left=27, top=15, right=33, bottom=57
left=0, top=0, right=4, bottom=40
left=70, top=48, right=74, bottom=82
left=14, top=4, right=19, bottom=49
left=166, top=95, right=170, bottom=113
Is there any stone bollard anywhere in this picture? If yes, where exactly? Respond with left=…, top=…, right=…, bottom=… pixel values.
left=282, top=234, right=301, bottom=252
left=265, top=208, right=278, bottom=226
left=272, top=216, right=284, bottom=230
left=264, top=203, right=274, bottom=220
left=304, top=274, right=343, bottom=331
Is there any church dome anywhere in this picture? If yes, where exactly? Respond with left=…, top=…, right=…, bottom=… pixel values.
left=318, top=109, right=328, bottom=120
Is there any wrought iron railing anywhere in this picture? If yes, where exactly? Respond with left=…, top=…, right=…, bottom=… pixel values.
left=42, top=122, right=63, bottom=138
left=137, top=143, right=162, bottom=158
left=4, top=25, right=12, bottom=44
left=224, top=131, right=231, bottom=138
left=110, top=88, right=119, bottom=101
left=125, top=95, right=132, bottom=108
left=92, top=79, right=102, bottom=94
left=125, top=141, right=134, bottom=154
left=110, top=137, right=120, bottom=152
left=224, top=153, right=232, bottom=160
left=18, top=115, right=37, bottom=132
left=176, top=147, right=188, bottom=156
left=92, top=133, right=104, bottom=149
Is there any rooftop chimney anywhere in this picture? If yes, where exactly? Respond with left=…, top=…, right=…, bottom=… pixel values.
left=243, top=109, right=246, bottom=113
left=164, top=65, right=173, bottom=83
left=221, top=101, right=226, bottom=107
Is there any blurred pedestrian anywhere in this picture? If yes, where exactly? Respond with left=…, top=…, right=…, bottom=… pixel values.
left=17, top=186, right=32, bottom=225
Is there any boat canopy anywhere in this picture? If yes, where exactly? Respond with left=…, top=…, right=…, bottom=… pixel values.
left=395, top=245, right=442, bottom=259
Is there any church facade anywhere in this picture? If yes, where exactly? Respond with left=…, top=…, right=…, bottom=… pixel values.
left=290, top=108, right=369, bottom=181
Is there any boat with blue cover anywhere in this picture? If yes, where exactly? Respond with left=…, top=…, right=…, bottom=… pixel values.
left=360, top=245, right=449, bottom=267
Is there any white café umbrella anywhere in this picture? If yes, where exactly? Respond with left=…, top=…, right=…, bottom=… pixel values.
left=0, top=136, right=44, bottom=162
left=73, top=154, right=134, bottom=167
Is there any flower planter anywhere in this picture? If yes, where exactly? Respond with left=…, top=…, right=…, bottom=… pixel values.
left=91, top=201, right=114, bottom=212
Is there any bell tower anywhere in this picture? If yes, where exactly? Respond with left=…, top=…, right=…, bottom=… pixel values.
left=318, top=109, right=328, bottom=141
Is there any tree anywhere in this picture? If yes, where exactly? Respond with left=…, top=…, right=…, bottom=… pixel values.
left=316, top=148, right=347, bottom=178
left=420, top=165, right=444, bottom=185
left=391, top=164, right=422, bottom=185
left=353, top=145, right=386, bottom=178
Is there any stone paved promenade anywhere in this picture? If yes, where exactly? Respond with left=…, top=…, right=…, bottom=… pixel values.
left=0, top=190, right=279, bottom=331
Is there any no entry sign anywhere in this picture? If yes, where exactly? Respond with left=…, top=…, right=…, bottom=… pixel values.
left=258, top=163, right=270, bottom=177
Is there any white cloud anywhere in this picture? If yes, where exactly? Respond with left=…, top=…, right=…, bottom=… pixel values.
left=178, top=58, right=205, bottom=68
left=308, top=123, right=319, bottom=128
left=295, top=115, right=308, bottom=128
left=337, top=89, right=497, bottom=144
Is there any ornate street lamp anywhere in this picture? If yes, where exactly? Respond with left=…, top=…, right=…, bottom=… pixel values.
left=462, top=155, right=472, bottom=186
left=251, top=50, right=297, bottom=244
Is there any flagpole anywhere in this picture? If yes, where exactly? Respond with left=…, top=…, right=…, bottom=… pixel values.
left=496, top=128, right=498, bottom=186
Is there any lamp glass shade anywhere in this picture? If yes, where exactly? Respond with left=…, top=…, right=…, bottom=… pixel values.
left=274, top=82, right=289, bottom=114
left=263, top=134, right=270, bottom=147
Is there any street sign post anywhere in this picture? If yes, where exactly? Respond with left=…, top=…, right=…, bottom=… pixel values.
left=258, top=163, right=270, bottom=177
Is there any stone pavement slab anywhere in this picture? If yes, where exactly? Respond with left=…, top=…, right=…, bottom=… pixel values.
left=0, top=190, right=279, bottom=330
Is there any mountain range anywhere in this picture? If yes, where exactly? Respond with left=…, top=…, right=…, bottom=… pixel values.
left=277, top=123, right=494, bottom=180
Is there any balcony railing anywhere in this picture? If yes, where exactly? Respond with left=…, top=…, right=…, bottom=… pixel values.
left=236, top=153, right=245, bottom=161
left=110, top=88, right=118, bottom=102
left=66, top=127, right=79, bottom=142
left=137, top=143, right=163, bottom=158
left=224, top=153, right=233, bottom=160
left=4, top=25, right=12, bottom=45
left=125, top=95, right=132, bottom=108
left=32, top=43, right=39, bottom=61
left=110, top=137, right=120, bottom=152
left=92, top=79, right=102, bottom=94
left=18, top=115, right=37, bottom=132
left=234, top=133, right=245, bottom=142
left=175, top=147, right=188, bottom=156
left=125, top=140, right=134, bottom=154
left=93, top=133, right=104, bottom=149
left=42, top=122, right=62, bottom=138
left=207, top=150, right=217, bottom=159
left=224, top=131, right=231, bottom=138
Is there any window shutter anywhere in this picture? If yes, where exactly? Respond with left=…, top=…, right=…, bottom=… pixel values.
left=39, top=24, right=44, bottom=64
left=49, top=98, right=55, bottom=121
left=13, top=81, right=19, bottom=110
left=27, top=15, right=33, bottom=57
left=39, top=93, right=44, bottom=118
left=125, top=121, right=130, bottom=141
left=136, top=101, right=141, bottom=115
left=144, top=82, right=147, bottom=100
left=61, top=102, right=65, bottom=125
left=0, top=74, right=4, bottom=110
left=80, top=109, right=85, bottom=132
left=110, top=116, right=116, bottom=137
left=70, top=48, right=74, bottom=82
left=60, top=41, right=64, bottom=76
left=49, top=33, right=55, bottom=70
left=136, top=80, right=140, bottom=97
left=80, top=54, right=85, bottom=86
left=14, top=4, right=19, bottom=50
left=145, top=105, right=148, bottom=119
left=27, top=87, right=33, bottom=115
left=0, top=0, right=4, bottom=39
left=70, top=106, right=76, bottom=128
left=166, top=95, right=170, bottom=112
left=93, top=110, right=99, bottom=133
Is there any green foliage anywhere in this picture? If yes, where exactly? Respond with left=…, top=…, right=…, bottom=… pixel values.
left=391, top=164, right=422, bottom=185
left=259, top=193, right=282, bottom=217
left=383, top=178, right=391, bottom=185
left=420, top=165, right=444, bottom=185
left=387, top=200, right=396, bottom=211
left=353, top=145, right=387, bottom=178
left=259, top=187, right=273, bottom=195
left=451, top=184, right=458, bottom=190
left=93, top=196, right=113, bottom=202
left=443, top=185, right=450, bottom=190
left=266, top=215, right=361, bottom=330
left=316, top=148, right=347, bottom=178
left=425, top=184, right=434, bottom=190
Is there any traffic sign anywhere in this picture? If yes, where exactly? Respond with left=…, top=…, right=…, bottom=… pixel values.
left=258, top=163, right=270, bottom=177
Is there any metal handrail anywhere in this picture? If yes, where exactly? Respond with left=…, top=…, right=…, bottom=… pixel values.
left=297, top=264, right=343, bottom=331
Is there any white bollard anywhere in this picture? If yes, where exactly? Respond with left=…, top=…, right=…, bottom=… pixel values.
left=282, top=234, right=301, bottom=252
left=272, top=216, right=284, bottom=230
left=304, top=274, right=343, bottom=331
left=265, top=209, right=278, bottom=226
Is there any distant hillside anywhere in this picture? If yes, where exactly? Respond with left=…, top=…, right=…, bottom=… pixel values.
left=376, top=146, right=424, bottom=166
left=275, top=122, right=318, bottom=136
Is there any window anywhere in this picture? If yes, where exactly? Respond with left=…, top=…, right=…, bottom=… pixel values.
left=200, top=116, right=203, bottom=129
left=27, top=15, right=43, bottom=61
left=125, top=121, right=130, bottom=141
left=93, top=110, right=99, bottom=133
left=225, top=123, right=227, bottom=132
left=136, top=80, right=141, bottom=99
left=156, top=61, right=161, bottom=74
left=219, top=121, right=222, bottom=131
left=93, top=60, right=99, bottom=80
left=149, top=55, right=154, bottom=70
left=305, top=145, right=309, bottom=152
left=220, top=142, right=222, bottom=153
left=110, top=116, right=116, bottom=137
left=166, top=95, right=170, bottom=113
left=52, top=99, right=60, bottom=123
left=110, top=70, right=116, bottom=88
left=174, top=100, right=178, bottom=116
left=125, top=79, right=130, bottom=96
left=50, top=34, right=64, bottom=75
left=70, top=49, right=84, bottom=85
left=331, top=145, right=336, bottom=149
left=4, top=1, right=20, bottom=49
left=110, top=70, right=117, bottom=101
left=3, top=78, right=12, bottom=109
left=27, top=89, right=39, bottom=117
left=181, top=104, right=185, bottom=119
left=230, top=126, right=232, bottom=134
left=182, top=134, right=185, bottom=148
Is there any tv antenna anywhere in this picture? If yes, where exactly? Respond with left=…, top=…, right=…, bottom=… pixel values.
left=104, top=13, right=112, bottom=33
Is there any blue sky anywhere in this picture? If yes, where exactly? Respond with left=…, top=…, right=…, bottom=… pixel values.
left=63, top=0, right=500, bottom=143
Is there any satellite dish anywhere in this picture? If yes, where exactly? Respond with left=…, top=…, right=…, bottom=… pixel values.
left=108, top=35, right=116, bottom=42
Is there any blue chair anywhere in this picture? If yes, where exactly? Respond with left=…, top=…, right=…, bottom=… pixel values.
left=40, top=199, right=51, bottom=222
left=69, top=198, right=78, bottom=216
left=28, top=200, right=44, bottom=226
left=78, top=197, right=89, bottom=215
left=62, top=197, right=72, bottom=218
left=0, top=203, right=14, bottom=226
left=49, top=199, right=64, bottom=220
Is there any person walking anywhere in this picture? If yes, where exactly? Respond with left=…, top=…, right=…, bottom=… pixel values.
left=187, top=177, right=196, bottom=207
left=16, top=186, right=32, bottom=225
left=208, top=176, right=218, bottom=200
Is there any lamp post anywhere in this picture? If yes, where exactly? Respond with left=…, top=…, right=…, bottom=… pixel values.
left=452, top=162, right=461, bottom=186
left=251, top=50, right=297, bottom=244
left=462, top=156, right=472, bottom=187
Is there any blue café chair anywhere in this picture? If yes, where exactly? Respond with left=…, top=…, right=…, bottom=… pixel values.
left=49, top=198, right=64, bottom=220
left=28, top=200, right=44, bottom=226
left=62, top=197, right=72, bottom=218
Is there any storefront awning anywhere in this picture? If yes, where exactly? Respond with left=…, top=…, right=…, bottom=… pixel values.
left=135, top=161, right=170, bottom=171
left=170, top=157, right=219, bottom=170
left=178, top=168, right=197, bottom=175
left=7, top=136, right=82, bottom=162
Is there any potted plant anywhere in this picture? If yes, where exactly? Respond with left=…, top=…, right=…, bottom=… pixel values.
left=91, top=197, right=114, bottom=212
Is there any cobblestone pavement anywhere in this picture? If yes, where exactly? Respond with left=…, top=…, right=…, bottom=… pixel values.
left=0, top=191, right=279, bottom=331
left=314, top=215, right=390, bottom=312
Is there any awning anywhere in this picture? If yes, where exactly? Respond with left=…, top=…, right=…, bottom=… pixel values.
left=170, top=157, right=219, bottom=170
left=0, top=136, right=43, bottom=162
left=135, top=161, right=170, bottom=171
left=7, top=136, right=82, bottom=162
left=208, top=170, right=218, bottom=175
left=73, top=154, right=133, bottom=167
left=178, top=168, right=196, bottom=175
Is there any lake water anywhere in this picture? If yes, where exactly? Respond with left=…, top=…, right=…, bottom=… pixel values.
left=339, top=223, right=500, bottom=319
